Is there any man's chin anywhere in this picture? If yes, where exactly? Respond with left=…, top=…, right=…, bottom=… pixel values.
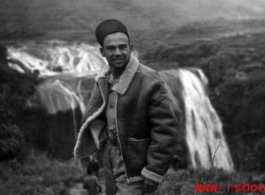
left=113, top=63, right=126, bottom=68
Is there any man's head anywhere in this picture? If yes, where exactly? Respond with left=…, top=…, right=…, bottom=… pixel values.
left=86, top=167, right=93, bottom=175
left=95, top=19, right=130, bottom=46
left=95, top=19, right=133, bottom=71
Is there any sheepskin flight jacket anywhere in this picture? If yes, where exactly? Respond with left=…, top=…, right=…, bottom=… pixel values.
left=74, top=54, right=179, bottom=183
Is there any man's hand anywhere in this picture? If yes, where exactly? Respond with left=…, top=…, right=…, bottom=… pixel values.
left=143, top=178, right=158, bottom=194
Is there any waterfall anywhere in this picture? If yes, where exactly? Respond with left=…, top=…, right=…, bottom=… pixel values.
left=6, top=40, right=106, bottom=76
left=38, top=79, right=85, bottom=114
left=7, top=41, right=234, bottom=170
left=181, top=69, right=233, bottom=170
left=160, top=68, right=234, bottom=171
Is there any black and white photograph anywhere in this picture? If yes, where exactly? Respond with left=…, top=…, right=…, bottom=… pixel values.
left=1, top=0, right=265, bottom=194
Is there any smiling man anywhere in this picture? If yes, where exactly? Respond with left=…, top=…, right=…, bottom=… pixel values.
left=74, top=19, right=179, bottom=195
left=100, top=31, right=132, bottom=81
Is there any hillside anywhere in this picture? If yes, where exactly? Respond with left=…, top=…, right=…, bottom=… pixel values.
left=1, top=0, right=265, bottom=43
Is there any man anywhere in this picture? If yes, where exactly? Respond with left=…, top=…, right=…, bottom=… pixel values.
left=74, top=19, right=179, bottom=195
left=83, top=167, right=102, bottom=195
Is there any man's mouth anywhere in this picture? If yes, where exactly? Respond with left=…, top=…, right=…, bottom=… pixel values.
left=113, top=59, right=124, bottom=63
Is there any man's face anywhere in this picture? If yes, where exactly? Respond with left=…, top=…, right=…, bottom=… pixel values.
left=100, top=32, right=133, bottom=70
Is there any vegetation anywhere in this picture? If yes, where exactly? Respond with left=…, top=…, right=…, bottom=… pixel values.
left=155, top=168, right=262, bottom=195
left=0, top=152, right=83, bottom=195
left=0, top=44, right=40, bottom=161
left=2, top=155, right=261, bottom=195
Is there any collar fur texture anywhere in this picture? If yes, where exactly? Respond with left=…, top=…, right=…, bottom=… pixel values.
left=95, top=54, right=139, bottom=95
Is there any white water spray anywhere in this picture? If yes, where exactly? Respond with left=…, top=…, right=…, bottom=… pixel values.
left=179, top=69, right=234, bottom=170
left=6, top=40, right=105, bottom=77
left=38, top=79, right=86, bottom=114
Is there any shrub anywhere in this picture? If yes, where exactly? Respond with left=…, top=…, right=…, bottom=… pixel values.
left=0, top=48, right=40, bottom=161
left=155, top=168, right=254, bottom=195
left=0, top=152, right=83, bottom=195
left=0, top=124, right=23, bottom=161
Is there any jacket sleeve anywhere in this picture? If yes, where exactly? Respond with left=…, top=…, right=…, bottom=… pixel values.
left=141, top=80, right=179, bottom=183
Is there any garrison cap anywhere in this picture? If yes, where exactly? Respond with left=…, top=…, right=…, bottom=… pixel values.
left=95, top=19, right=129, bottom=46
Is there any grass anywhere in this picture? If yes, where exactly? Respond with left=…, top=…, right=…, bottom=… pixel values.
left=155, top=168, right=260, bottom=195
left=0, top=151, right=83, bottom=195
left=2, top=152, right=263, bottom=195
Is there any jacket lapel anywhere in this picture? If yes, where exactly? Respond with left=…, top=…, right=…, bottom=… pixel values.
left=97, top=77, right=109, bottom=104
left=112, top=55, right=139, bottom=95
left=96, top=53, right=139, bottom=95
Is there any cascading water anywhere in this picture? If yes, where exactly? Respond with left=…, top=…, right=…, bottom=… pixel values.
left=37, top=79, right=87, bottom=139
left=6, top=40, right=106, bottom=76
left=179, top=69, right=234, bottom=170
left=7, top=40, right=234, bottom=170
left=160, top=69, right=234, bottom=171
left=38, top=80, right=85, bottom=114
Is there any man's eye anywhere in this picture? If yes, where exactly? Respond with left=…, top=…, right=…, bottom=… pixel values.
left=106, top=47, right=115, bottom=50
left=119, top=45, right=127, bottom=50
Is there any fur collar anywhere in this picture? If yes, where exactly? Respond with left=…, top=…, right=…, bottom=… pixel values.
left=95, top=54, right=139, bottom=95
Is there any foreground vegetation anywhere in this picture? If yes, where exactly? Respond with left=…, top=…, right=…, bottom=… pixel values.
left=1, top=152, right=264, bottom=195
left=157, top=168, right=264, bottom=195
left=0, top=152, right=83, bottom=195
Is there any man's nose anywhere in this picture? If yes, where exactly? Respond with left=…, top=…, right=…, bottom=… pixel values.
left=114, top=48, right=122, bottom=56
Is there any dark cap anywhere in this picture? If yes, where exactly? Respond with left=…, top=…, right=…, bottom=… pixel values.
left=95, top=19, right=129, bottom=46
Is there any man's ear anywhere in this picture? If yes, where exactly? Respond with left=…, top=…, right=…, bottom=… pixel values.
left=129, top=44, right=133, bottom=53
left=99, top=47, right=105, bottom=57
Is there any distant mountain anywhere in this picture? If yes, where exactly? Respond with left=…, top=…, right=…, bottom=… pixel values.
left=132, top=0, right=265, bottom=24
left=0, top=0, right=264, bottom=41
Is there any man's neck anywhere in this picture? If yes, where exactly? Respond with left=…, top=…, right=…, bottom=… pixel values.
left=110, top=67, right=126, bottom=80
